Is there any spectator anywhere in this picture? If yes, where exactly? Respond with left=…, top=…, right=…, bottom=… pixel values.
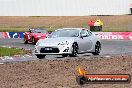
left=94, top=19, right=103, bottom=31
left=88, top=20, right=95, bottom=31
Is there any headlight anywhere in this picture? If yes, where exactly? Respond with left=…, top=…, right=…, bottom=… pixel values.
left=58, top=41, right=69, bottom=45
left=36, top=42, right=42, bottom=46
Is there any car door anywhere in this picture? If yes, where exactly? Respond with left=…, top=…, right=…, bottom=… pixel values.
left=80, top=29, right=93, bottom=52
left=76, top=37, right=86, bottom=53
left=86, top=30, right=94, bottom=51
left=75, top=30, right=87, bottom=53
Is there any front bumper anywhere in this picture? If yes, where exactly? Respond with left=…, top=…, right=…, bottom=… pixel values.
left=34, top=52, right=72, bottom=55
left=33, top=45, right=72, bottom=55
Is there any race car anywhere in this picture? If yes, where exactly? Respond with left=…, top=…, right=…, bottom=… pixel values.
left=24, top=28, right=48, bottom=45
left=34, top=28, right=101, bottom=59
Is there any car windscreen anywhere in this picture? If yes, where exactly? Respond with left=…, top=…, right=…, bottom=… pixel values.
left=32, top=29, right=47, bottom=33
left=49, top=29, right=80, bottom=38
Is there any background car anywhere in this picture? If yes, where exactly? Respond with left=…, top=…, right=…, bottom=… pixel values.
left=24, top=28, right=48, bottom=45
left=34, top=28, right=101, bottom=59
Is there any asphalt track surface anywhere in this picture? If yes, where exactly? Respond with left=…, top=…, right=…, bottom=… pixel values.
left=0, top=38, right=132, bottom=63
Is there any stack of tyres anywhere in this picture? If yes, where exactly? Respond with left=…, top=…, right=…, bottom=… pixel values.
left=88, top=19, right=103, bottom=31
left=94, top=19, right=103, bottom=31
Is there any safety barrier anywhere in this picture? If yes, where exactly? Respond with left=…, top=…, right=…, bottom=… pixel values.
left=0, top=32, right=24, bottom=38
left=94, top=32, right=132, bottom=40
left=0, top=32, right=132, bottom=40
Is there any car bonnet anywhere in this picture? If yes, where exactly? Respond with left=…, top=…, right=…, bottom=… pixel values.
left=38, top=37, right=76, bottom=46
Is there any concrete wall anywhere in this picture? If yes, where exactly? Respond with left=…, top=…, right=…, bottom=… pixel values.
left=0, top=0, right=131, bottom=16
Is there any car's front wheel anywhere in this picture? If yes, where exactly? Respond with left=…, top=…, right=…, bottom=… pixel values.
left=36, top=55, right=46, bottom=59
left=92, top=42, right=101, bottom=55
left=69, top=43, right=78, bottom=57
left=24, top=36, right=28, bottom=44
left=32, top=37, right=36, bottom=45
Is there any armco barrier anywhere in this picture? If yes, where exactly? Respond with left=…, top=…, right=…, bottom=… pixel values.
left=0, top=32, right=132, bottom=40
left=94, top=32, right=132, bottom=40
left=1, top=32, right=24, bottom=38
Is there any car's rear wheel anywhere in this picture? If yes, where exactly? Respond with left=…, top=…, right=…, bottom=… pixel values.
left=24, top=36, right=28, bottom=44
left=36, top=55, right=46, bottom=59
left=69, top=43, right=78, bottom=57
left=62, top=54, right=68, bottom=57
left=32, top=37, right=36, bottom=45
left=92, top=42, right=101, bottom=55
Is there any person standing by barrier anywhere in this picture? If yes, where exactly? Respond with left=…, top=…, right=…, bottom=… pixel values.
left=88, top=20, right=95, bottom=31
left=94, top=19, right=103, bottom=31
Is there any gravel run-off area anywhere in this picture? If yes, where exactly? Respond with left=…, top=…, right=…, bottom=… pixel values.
left=0, top=55, right=132, bottom=88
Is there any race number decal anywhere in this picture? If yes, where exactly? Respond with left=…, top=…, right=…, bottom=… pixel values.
left=27, top=35, right=30, bottom=39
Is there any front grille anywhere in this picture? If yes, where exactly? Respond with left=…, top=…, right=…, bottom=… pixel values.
left=40, top=47, right=59, bottom=53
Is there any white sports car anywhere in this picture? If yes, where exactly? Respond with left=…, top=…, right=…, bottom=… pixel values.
left=34, top=28, right=101, bottom=59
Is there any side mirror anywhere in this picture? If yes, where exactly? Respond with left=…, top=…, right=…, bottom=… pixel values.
left=46, top=34, right=49, bottom=38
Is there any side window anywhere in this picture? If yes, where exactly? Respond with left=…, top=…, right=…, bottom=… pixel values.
left=81, top=30, right=89, bottom=37
left=87, top=30, right=92, bottom=36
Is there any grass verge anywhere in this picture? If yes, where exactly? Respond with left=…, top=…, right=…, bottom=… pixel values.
left=0, top=27, right=57, bottom=32
left=0, top=27, right=131, bottom=32
left=0, top=47, right=31, bottom=57
left=102, top=28, right=132, bottom=32
left=0, top=28, right=27, bottom=32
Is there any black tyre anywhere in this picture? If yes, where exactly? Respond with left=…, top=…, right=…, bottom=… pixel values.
left=92, top=42, right=101, bottom=55
left=69, top=43, right=78, bottom=57
left=24, top=36, right=28, bottom=44
left=62, top=54, right=68, bottom=57
left=76, top=76, right=87, bottom=85
left=36, top=55, right=46, bottom=59
left=32, top=37, right=36, bottom=45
